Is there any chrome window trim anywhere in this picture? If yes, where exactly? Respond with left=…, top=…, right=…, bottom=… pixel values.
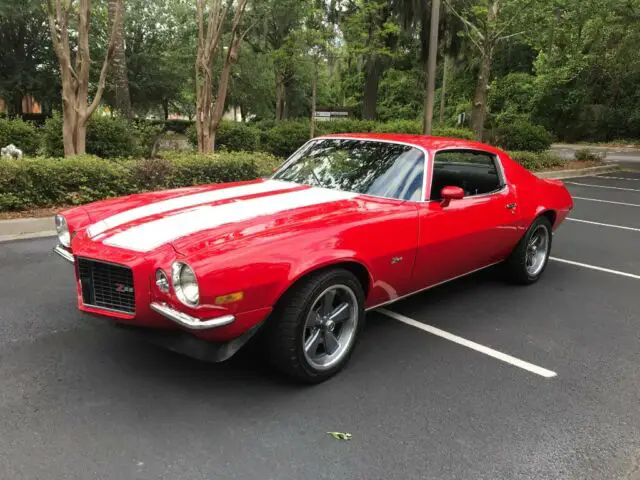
left=428, top=147, right=508, bottom=202
left=272, top=136, right=431, bottom=204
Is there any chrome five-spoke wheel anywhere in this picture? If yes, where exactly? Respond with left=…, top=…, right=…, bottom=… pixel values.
left=525, top=224, right=550, bottom=276
left=505, top=215, right=553, bottom=284
left=302, top=285, right=359, bottom=371
left=266, top=268, right=365, bottom=383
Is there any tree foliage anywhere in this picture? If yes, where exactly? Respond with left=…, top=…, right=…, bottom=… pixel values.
left=2, top=0, right=638, bottom=147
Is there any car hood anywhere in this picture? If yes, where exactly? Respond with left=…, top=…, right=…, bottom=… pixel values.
left=83, top=179, right=375, bottom=255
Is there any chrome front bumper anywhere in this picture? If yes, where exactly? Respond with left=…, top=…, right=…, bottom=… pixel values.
left=53, top=244, right=74, bottom=263
left=150, top=302, right=235, bottom=330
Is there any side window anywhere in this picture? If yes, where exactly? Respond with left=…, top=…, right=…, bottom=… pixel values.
left=430, top=150, right=503, bottom=200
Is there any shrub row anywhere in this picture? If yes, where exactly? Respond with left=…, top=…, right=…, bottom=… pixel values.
left=508, top=151, right=564, bottom=171
left=0, top=148, right=567, bottom=212
left=188, top=119, right=476, bottom=158
left=0, top=151, right=281, bottom=211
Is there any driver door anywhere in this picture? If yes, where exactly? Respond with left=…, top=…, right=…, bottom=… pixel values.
left=410, top=149, right=522, bottom=289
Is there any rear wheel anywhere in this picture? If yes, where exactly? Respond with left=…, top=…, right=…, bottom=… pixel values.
left=505, top=216, right=553, bottom=284
left=266, top=269, right=365, bottom=383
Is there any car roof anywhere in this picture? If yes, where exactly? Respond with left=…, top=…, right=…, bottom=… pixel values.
left=316, top=132, right=504, bottom=154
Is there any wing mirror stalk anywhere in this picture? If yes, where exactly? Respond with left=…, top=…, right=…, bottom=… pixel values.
left=440, top=186, right=465, bottom=207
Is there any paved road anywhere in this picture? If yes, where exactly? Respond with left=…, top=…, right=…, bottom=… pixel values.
left=552, top=144, right=640, bottom=170
left=1, top=173, right=640, bottom=480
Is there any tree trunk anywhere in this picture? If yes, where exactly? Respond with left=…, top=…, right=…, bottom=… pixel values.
left=162, top=99, right=169, bottom=120
left=439, top=54, right=449, bottom=127
left=8, top=92, right=22, bottom=117
left=310, top=63, right=317, bottom=138
left=194, top=0, right=248, bottom=153
left=108, top=0, right=131, bottom=121
left=362, top=56, right=383, bottom=120
left=470, top=46, right=494, bottom=141
left=47, top=0, right=119, bottom=156
left=275, top=68, right=287, bottom=122
left=423, top=0, right=441, bottom=135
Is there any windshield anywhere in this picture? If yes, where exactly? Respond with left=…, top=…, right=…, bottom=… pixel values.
left=273, top=138, right=425, bottom=201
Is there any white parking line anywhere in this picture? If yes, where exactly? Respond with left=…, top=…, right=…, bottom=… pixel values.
left=596, top=175, right=640, bottom=181
left=565, top=182, right=640, bottom=192
left=567, top=218, right=640, bottom=232
left=378, top=308, right=557, bottom=378
left=550, top=257, right=640, bottom=280
left=573, top=197, right=640, bottom=207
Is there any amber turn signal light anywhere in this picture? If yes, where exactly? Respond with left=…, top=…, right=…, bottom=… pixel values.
left=214, top=291, right=244, bottom=305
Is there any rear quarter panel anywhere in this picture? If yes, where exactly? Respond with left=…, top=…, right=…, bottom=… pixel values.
left=499, top=152, right=574, bottom=230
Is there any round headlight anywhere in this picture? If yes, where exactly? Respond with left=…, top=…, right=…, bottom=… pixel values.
left=171, top=262, right=199, bottom=306
left=55, top=214, right=71, bottom=247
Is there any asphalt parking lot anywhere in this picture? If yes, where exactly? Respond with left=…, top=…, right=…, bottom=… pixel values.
left=1, top=172, right=639, bottom=480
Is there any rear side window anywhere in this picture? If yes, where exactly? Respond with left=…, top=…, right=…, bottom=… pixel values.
left=430, top=150, right=503, bottom=200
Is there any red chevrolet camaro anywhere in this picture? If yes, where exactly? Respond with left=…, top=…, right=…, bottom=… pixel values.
left=53, top=134, right=573, bottom=382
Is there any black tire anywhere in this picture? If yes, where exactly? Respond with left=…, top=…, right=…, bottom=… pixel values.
left=504, top=216, right=553, bottom=285
left=265, top=268, right=365, bottom=384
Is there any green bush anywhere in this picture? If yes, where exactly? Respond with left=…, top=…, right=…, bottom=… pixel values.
left=508, top=151, right=564, bottom=171
left=372, top=119, right=422, bottom=134
left=215, top=122, right=260, bottom=151
left=42, top=114, right=65, bottom=157
left=431, top=127, right=475, bottom=140
left=43, top=114, right=135, bottom=158
left=186, top=122, right=260, bottom=152
left=0, top=118, right=41, bottom=155
left=574, top=148, right=605, bottom=162
left=0, top=155, right=131, bottom=210
left=495, top=121, right=553, bottom=152
left=0, top=151, right=281, bottom=211
left=262, top=121, right=312, bottom=157
left=87, top=116, right=135, bottom=158
left=316, top=119, right=377, bottom=134
left=132, top=121, right=163, bottom=158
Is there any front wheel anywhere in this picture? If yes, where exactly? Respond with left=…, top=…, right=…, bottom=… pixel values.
left=504, top=216, right=553, bottom=284
left=266, top=269, right=365, bottom=383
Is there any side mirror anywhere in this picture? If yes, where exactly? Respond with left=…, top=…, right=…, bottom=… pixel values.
left=440, top=186, right=464, bottom=207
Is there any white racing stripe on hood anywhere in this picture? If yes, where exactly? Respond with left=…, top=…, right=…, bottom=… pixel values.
left=87, top=179, right=297, bottom=238
left=102, top=187, right=357, bottom=252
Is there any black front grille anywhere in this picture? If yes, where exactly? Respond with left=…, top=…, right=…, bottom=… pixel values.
left=77, top=258, right=135, bottom=314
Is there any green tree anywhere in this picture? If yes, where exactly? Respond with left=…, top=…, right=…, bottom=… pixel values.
left=107, top=0, right=131, bottom=120
left=340, top=0, right=401, bottom=119
left=0, top=1, right=59, bottom=115
left=123, top=0, right=194, bottom=119
left=444, top=0, right=538, bottom=139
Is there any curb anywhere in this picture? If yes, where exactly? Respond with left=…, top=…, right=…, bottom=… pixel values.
left=0, top=231, right=57, bottom=243
left=535, top=164, right=620, bottom=179
left=0, top=216, right=56, bottom=243
left=552, top=143, right=640, bottom=153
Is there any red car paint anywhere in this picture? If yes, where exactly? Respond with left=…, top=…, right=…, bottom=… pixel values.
left=58, top=135, right=573, bottom=344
